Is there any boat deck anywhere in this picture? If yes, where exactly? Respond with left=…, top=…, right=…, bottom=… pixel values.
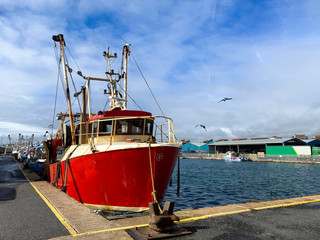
left=1, top=155, right=320, bottom=239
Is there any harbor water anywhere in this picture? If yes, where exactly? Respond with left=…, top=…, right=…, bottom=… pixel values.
left=164, top=158, right=320, bottom=210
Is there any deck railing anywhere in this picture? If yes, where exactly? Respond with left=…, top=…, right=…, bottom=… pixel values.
left=153, top=116, right=176, bottom=144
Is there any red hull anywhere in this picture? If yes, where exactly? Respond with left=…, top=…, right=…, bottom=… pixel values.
left=48, top=146, right=179, bottom=210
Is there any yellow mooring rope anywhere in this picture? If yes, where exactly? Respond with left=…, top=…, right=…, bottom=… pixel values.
left=148, top=140, right=163, bottom=213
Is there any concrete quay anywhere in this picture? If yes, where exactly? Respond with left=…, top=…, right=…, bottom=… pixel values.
left=2, top=155, right=320, bottom=239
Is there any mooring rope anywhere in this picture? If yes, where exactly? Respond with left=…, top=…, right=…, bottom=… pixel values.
left=147, top=139, right=163, bottom=213
left=62, top=145, right=80, bottom=192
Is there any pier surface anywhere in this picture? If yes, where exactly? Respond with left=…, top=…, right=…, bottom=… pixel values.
left=0, top=156, right=69, bottom=240
left=1, top=155, right=320, bottom=239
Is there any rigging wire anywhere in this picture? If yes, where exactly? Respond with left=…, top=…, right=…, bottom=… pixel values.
left=70, top=98, right=77, bottom=109
left=103, top=97, right=110, bottom=111
left=59, top=71, right=67, bottom=101
left=116, top=81, right=142, bottom=111
left=130, top=49, right=179, bottom=141
left=52, top=43, right=68, bottom=135
left=52, top=43, right=61, bottom=136
left=89, top=81, right=92, bottom=116
left=52, top=41, right=83, bottom=134
left=68, top=70, right=82, bottom=111
left=62, top=98, right=78, bottom=123
left=64, top=54, right=82, bottom=113
left=130, top=51, right=165, bottom=116
left=51, top=77, right=59, bottom=136
left=66, top=45, right=91, bottom=116
left=66, top=46, right=82, bottom=73
left=54, top=44, right=67, bottom=102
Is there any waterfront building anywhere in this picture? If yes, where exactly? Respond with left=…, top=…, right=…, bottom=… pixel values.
left=208, top=138, right=307, bottom=154
left=304, top=139, right=320, bottom=147
left=181, top=141, right=213, bottom=153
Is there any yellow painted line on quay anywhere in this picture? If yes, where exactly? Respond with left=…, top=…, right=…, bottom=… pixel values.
left=28, top=181, right=78, bottom=236
left=252, top=199, right=320, bottom=211
left=179, top=209, right=252, bottom=222
left=15, top=157, right=78, bottom=236
left=74, top=223, right=150, bottom=237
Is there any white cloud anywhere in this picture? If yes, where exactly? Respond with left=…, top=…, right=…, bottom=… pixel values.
left=0, top=121, right=49, bottom=142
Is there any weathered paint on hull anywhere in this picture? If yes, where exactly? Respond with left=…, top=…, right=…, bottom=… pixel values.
left=48, top=146, right=179, bottom=211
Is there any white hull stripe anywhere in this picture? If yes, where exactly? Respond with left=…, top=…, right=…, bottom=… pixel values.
left=62, top=142, right=179, bottom=161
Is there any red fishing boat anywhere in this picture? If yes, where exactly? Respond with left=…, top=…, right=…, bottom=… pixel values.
left=44, top=34, right=180, bottom=211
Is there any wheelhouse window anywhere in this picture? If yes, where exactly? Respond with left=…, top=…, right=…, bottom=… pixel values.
left=88, top=123, right=93, bottom=135
left=115, top=119, right=153, bottom=135
left=145, top=120, right=153, bottom=135
left=132, top=120, right=143, bottom=134
left=117, top=120, right=128, bottom=134
left=93, top=122, right=98, bottom=135
left=100, top=120, right=112, bottom=135
left=87, top=122, right=98, bottom=137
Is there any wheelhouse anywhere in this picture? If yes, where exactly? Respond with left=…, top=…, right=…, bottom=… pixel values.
left=74, top=110, right=176, bottom=145
left=85, top=116, right=154, bottom=144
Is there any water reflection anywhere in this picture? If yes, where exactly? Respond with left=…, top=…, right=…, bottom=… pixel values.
left=0, top=156, right=27, bottom=183
left=0, top=156, right=27, bottom=202
left=0, top=187, right=16, bottom=201
left=164, top=159, right=320, bottom=210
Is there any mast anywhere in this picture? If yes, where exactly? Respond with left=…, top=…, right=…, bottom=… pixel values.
left=53, top=34, right=76, bottom=145
left=30, top=134, right=34, bottom=147
left=123, top=44, right=130, bottom=110
left=103, top=48, right=122, bottom=110
left=18, top=133, right=21, bottom=150
left=4, top=135, right=11, bottom=154
left=106, top=48, right=116, bottom=108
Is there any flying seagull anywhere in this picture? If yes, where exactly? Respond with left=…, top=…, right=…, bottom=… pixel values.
left=195, top=124, right=207, bottom=131
left=218, top=97, right=232, bottom=103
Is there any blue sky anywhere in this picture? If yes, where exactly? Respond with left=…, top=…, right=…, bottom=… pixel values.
left=1, top=0, right=320, bottom=143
